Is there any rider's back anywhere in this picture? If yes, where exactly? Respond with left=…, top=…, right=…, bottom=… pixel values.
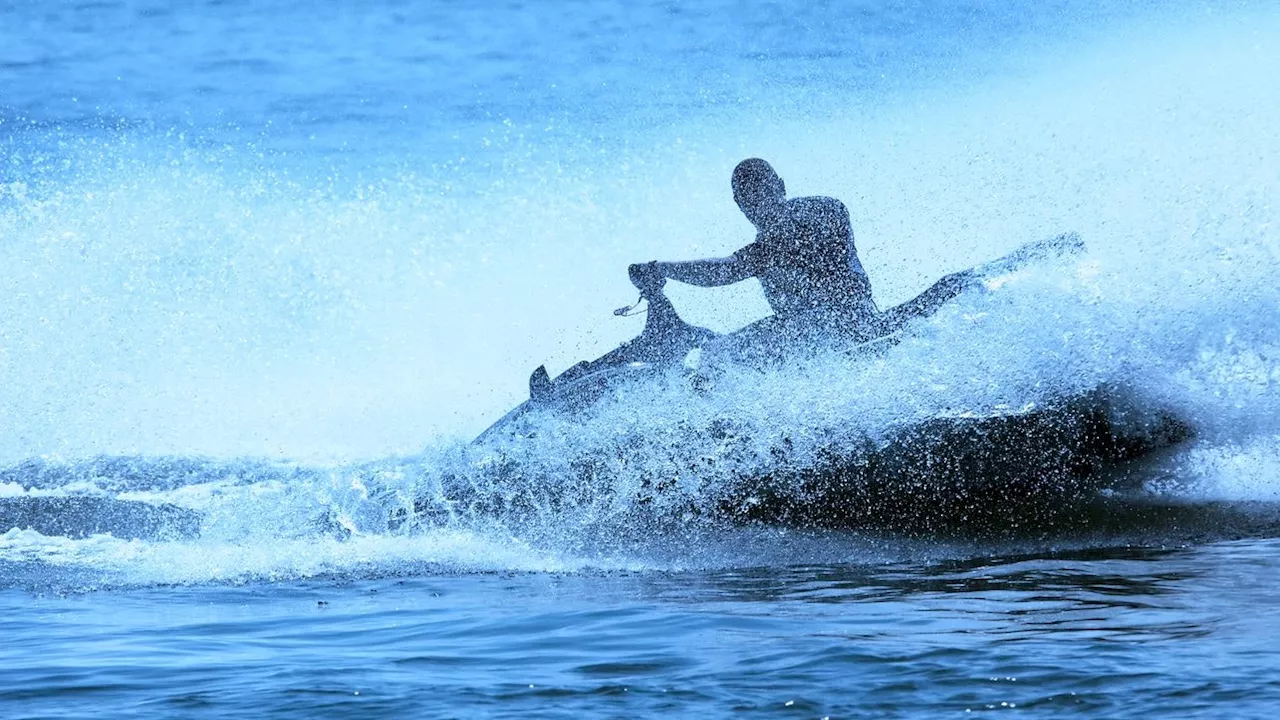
left=734, top=195, right=877, bottom=330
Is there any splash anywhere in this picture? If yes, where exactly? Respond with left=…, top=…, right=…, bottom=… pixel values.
left=2, top=5, right=1279, bottom=585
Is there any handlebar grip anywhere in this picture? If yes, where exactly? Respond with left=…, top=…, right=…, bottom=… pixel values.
left=628, top=262, right=666, bottom=295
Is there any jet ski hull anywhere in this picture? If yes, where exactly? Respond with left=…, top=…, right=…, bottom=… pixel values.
left=712, top=393, right=1192, bottom=533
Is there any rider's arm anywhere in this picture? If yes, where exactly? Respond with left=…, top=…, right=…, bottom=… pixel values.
left=649, top=241, right=774, bottom=287
left=653, top=255, right=754, bottom=287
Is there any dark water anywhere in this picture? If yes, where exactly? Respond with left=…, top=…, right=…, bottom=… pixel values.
left=3, top=0, right=1280, bottom=717
left=4, top=541, right=1280, bottom=717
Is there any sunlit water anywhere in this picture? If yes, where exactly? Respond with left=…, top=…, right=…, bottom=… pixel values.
left=2, top=0, right=1279, bottom=717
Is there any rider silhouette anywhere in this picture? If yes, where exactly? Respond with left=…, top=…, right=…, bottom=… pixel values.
left=527, top=157, right=1000, bottom=399
left=630, top=158, right=878, bottom=346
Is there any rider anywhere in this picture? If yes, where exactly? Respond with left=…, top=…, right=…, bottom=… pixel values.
left=528, top=158, right=982, bottom=398
left=631, top=158, right=879, bottom=347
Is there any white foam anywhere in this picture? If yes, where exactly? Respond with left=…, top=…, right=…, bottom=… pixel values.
left=0, top=525, right=595, bottom=586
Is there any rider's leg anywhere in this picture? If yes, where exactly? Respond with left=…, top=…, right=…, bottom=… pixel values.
left=874, top=269, right=977, bottom=337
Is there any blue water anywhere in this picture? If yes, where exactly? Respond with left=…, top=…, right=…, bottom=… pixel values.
left=4, top=0, right=1280, bottom=717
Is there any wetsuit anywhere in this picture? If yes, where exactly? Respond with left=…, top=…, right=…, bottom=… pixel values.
left=728, top=195, right=878, bottom=347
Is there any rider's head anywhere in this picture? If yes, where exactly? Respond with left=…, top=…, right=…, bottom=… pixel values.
left=732, top=158, right=786, bottom=227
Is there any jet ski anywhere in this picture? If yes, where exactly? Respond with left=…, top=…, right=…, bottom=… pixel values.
left=472, top=233, right=1193, bottom=531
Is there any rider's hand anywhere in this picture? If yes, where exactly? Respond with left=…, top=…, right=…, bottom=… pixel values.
left=628, top=261, right=665, bottom=293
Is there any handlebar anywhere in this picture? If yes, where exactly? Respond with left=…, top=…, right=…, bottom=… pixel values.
left=615, top=262, right=669, bottom=317
left=628, top=261, right=667, bottom=297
